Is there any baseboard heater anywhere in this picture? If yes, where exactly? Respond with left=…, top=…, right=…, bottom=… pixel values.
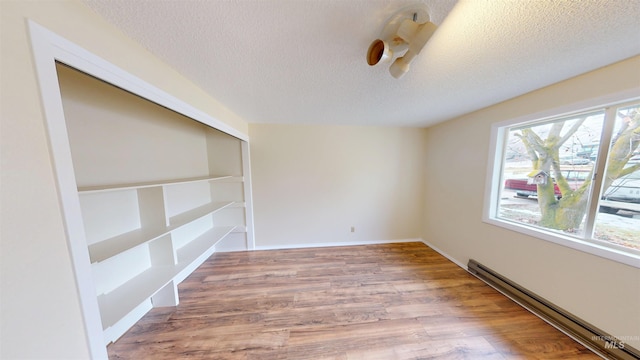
left=467, top=259, right=639, bottom=360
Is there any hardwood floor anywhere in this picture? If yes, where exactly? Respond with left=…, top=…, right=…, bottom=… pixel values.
left=107, top=242, right=599, bottom=359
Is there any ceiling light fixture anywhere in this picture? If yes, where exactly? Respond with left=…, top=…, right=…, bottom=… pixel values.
left=367, top=5, right=437, bottom=78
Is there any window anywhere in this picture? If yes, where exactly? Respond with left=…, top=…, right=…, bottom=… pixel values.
left=486, top=99, right=640, bottom=267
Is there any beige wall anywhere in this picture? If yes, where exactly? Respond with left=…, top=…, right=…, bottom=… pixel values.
left=250, top=124, right=426, bottom=248
left=0, top=1, right=247, bottom=358
left=423, top=56, right=640, bottom=348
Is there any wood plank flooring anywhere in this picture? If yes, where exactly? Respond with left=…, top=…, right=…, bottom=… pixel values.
left=107, top=242, right=599, bottom=359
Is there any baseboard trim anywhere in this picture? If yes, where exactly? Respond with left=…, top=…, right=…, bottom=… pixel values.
left=419, top=239, right=468, bottom=269
left=252, top=238, right=466, bottom=267
left=253, top=238, right=423, bottom=251
left=416, top=240, right=639, bottom=360
left=468, top=259, right=639, bottom=360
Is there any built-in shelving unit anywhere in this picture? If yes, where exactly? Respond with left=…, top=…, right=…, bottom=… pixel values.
left=55, top=64, right=254, bottom=345
left=83, top=176, right=238, bottom=264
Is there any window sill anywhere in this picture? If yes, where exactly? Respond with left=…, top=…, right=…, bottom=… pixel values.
left=483, top=216, right=640, bottom=268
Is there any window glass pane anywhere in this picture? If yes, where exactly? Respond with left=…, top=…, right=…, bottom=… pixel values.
left=498, top=111, right=604, bottom=237
left=594, top=104, right=640, bottom=250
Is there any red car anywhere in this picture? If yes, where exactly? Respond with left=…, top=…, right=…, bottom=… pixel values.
left=504, top=170, right=589, bottom=198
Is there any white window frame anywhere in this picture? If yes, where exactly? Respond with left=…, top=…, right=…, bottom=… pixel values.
left=483, top=89, right=640, bottom=269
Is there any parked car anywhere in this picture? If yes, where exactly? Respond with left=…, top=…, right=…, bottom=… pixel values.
left=504, top=168, right=640, bottom=214
left=576, top=142, right=599, bottom=160
left=504, top=169, right=588, bottom=198
left=559, top=156, right=591, bottom=165
left=602, top=171, right=640, bottom=203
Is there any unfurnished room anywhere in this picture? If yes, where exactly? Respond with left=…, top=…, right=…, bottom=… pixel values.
left=1, top=1, right=639, bottom=359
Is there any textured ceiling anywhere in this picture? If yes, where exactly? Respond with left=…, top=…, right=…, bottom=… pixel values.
left=83, top=0, right=640, bottom=127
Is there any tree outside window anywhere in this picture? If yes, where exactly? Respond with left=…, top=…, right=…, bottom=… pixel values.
left=496, top=102, right=640, bottom=252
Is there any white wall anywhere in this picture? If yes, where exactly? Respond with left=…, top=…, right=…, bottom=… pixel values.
left=423, top=56, right=640, bottom=349
left=57, top=64, right=212, bottom=187
left=250, top=124, right=426, bottom=249
left=0, top=1, right=247, bottom=358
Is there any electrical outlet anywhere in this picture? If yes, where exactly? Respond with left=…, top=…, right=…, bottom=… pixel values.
left=350, top=226, right=355, bottom=233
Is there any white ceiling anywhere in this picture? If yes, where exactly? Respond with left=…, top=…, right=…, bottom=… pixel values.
left=83, top=0, right=640, bottom=127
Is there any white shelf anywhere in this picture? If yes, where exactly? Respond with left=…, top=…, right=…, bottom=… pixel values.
left=227, top=201, right=246, bottom=208
left=176, top=226, right=235, bottom=265
left=78, top=175, right=234, bottom=194
left=169, top=201, right=234, bottom=228
left=88, top=226, right=167, bottom=264
left=211, top=175, right=244, bottom=183
left=88, top=201, right=236, bottom=263
left=97, top=265, right=175, bottom=329
left=97, top=226, right=235, bottom=330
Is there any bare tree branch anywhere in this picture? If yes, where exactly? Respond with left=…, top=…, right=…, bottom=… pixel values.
left=521, top=129, right=546, bottom=155
left=515, top=131, right=539, bottom=165
left=552, top=159, right=572, bottom=195
left=558, top=117, right=587, bottom=147
left=619, top=164, right=640, bottom=178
